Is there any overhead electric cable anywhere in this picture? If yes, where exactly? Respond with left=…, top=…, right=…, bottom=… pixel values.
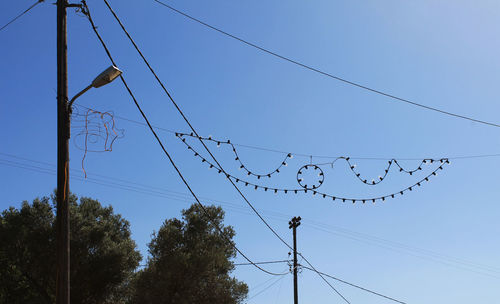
left=80, top=0, right=287, bottom=277
left=101, top=0, right=292, bottom=251
left=234, top=260, right=291, bottom=266
left=301, top=265, right=407, bottom=304
left=152, top=0, right=500, bottom=129
left=248, top=275, right=287, bottom=300
left=74, top=104, right=500, bottom=161
left=297, top=254, right=351, bottom=303
left=4, top=153, right=499, bottom=278
left=99, top=1, right=351, bottom=301
left=0, top=0, right=44, bottom=32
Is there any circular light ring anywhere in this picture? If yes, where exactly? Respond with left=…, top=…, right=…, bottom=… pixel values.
left=296, top=164, right=324, bottom=189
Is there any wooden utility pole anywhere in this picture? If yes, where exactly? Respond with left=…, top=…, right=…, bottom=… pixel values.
left=289, top=216, right=301, bottom=304
left=56, top=0, right=70, bottom=303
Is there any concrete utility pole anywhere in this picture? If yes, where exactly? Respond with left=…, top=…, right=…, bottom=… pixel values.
left=56, top=0, right=70, bottom=303
left=289, top=216, right=301, bottom=304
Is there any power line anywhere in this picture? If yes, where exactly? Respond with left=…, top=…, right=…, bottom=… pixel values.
left=301, top=265, right=407, bottom=304
left=75, top=104, right=500, bottom=161
left=235, top=260, right=291, bottom=266
left=99, top=1, right=351, bottom=301
left=80, top=0, right=287, bottom=277
left=0, top=0, right=44, bottom=32
left=100, top=0, right=293, bottom=254
left=304, top=221, right=500, bottom=280
left=247, top=274, right=288, bottom=301
left=4, top=153, right=499, bottom=278
left=0, top=152, right=500, bottom=279
left=152, top=0, right=500, bottom=129
left=1, top=159, right=489, bottom=303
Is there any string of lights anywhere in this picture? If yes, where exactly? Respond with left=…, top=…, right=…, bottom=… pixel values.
left=152, top=0, right=500, bottom=129
left=178, top=132, right=449, bottom=189
left=177, top=132, right=450, bottom=204
left=177, top=132, right=291, bottom=179
left=0, top=0, right=44, bottom=32
left=81, top=0, right=288, bottom=277
left=319, top=157, right=437, bottom=186
left=74, top=104, right=500, bottom=162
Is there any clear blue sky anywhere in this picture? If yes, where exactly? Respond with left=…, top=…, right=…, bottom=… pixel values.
left=2, top=0, right=500, bottom=303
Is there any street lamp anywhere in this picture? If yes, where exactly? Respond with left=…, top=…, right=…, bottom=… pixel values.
left=55, top=64, right=122, bottom=304
left=69, top=65, right=122, bottom=107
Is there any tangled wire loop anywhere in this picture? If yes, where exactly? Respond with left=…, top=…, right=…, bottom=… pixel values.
left=71, top=106, right=124, bottom=177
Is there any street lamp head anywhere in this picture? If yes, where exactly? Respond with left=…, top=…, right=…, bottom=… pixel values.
left=68, top=66, right=123, bottom=107
left=91, top=65, right=122, bottom=88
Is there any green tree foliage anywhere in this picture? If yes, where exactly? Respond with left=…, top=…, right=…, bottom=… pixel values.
left=0, top=194, right=141, bottom=304
left=131, top=204, right=248, bottom=304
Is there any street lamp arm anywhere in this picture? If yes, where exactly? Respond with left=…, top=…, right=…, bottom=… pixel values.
left=68, top=84, right=92, bottom=108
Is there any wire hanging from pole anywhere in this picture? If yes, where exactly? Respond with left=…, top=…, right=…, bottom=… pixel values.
left=80, top=0, right=289, bottom=277
left=0, top=0, right=44, bottom=32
